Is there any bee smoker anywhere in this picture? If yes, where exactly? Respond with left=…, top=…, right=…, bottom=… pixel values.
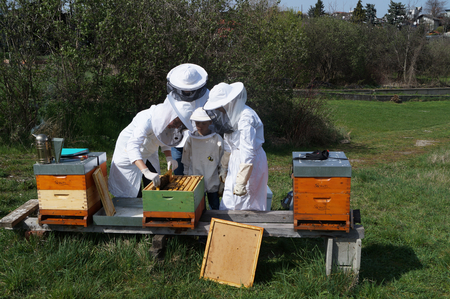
left=33, top=134, right=53, bottom=164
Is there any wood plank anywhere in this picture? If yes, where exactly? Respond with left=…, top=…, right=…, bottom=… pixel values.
left=200, top=210, right=295, bottom=223
left=8, top=217, right=365, bottom=239
left=93, top=168, right=116, bottom=216
left=0, top=199, right=39, bottom=228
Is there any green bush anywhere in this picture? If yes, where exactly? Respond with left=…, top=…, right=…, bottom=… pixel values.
left=4, top=0, right=448, bottom=147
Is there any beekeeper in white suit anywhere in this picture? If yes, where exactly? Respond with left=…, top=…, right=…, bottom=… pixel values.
left=108, top=97, right=194, bottom=198
left=166, top=63, right=209, bottom=176
left=203, top=82, right=269, bottom=211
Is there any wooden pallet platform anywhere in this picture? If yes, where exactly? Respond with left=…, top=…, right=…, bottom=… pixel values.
left=142, top=196, right=205, bottom=229
left=2, top=198, right=365, bottom=276
left=38, top=200, right=101, bottom=227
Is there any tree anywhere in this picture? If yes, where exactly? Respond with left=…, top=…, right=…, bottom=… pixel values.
left=352, top=0, right=365, bottom=23
left=307, top=5, right=315, bottom=18
left=314, top=0, right=325, bottom=17
left=385, top=0, right=406, bottom=27
left=365, top=3, right=377, bottom=25
left=424, top=0, right=448, bottom=17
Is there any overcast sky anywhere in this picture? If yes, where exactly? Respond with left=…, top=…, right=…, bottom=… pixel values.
left=277, top=0, right=431, bottom=18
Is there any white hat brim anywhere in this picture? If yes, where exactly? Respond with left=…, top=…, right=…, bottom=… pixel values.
left=191, top=115, right=211, bottom=122
left=190, top=107, right=211, bottom=122
left=203, top=82, right=244, bottom=110
left=167, top=64, right=207, bottom=91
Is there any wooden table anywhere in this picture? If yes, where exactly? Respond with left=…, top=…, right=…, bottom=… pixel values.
left=1, top=198, right=364, bottom=276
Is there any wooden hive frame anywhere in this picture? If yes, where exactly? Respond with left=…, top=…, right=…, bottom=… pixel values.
left=200, top=218, right=264, bottom=288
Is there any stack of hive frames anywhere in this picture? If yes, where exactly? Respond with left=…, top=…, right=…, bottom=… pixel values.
left=34, top=153, right=107, bottom=227
left=145, top=175, right=203, bottom=191
left=142, top=175, right=205, bottom=229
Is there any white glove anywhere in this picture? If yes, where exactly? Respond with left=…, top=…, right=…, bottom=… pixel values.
left=141, top=168, right=160, bottom=187
left=233, top=163, right=253, bottom=196
left=166, top=156, right=178, bottom=171
left=219, top=151, right=231, bottom=183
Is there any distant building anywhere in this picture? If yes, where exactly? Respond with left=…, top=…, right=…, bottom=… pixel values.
left=330, top=11, right=352, bottom=21
left=407, top=7, right=422, bottom=20
left=443, top=9, right=450, bottom=18
left=417, top=14, right=441, bottom=31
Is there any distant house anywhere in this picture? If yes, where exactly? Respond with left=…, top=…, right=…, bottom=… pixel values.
left=407, top=6, right=422, bottom=20
left=330, top=11, right=352, bottom=21
left=417, top=14, right=441, bottom=31
left=443, top=9, right=450, bottom=18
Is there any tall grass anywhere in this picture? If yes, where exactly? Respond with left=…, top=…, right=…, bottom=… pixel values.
left=1, top=99, right=450, bottom=298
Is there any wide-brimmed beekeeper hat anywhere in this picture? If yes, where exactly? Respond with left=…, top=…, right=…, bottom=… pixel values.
left=190, top=107, right=211, bottom=122
left=203, top=82, right=244, bottom=110
left=167, top=64, right=208, bottom=91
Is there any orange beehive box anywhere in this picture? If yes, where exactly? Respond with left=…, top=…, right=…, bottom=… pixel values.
left=33, top=152, right=107, bottom=227
left=292, top=152, right=351, bottom=232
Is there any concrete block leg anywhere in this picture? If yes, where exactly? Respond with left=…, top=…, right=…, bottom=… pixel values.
left=149, top=234, right=167, bottom=262
left=325, top=237, right=361, bottom=276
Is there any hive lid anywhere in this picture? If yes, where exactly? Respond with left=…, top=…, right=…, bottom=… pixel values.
left=33, top=156, right=98, bottom=175
left=292, top=151, right=351, bottom=177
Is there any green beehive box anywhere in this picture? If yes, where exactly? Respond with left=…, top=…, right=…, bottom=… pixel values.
left=142, top=176, right=205, bottom=213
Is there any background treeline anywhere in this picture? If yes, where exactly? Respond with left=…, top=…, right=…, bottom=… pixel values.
left=1, top=0, right=450, bottom=148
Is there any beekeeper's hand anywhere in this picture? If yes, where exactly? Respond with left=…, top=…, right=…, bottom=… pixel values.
left=219, top=169, right=227, bottom=183
left=219, top=151, right=231, bottom=183
left=166, top=156, right=178, bottom=171
left=233, top=163, right=253, bottom=196
left=218, top=181, right=224, bottom=197
left=141, top=168, right=160, bottom=187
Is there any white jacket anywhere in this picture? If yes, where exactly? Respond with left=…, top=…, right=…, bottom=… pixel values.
left=182, top=132, right=223, bottom=193
left=220, top=106, right=268, bottom=211
left=108, top=107, right=169, bottom=198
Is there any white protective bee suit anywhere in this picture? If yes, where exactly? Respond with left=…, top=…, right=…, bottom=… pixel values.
left=204, top=82, right=269, bottom=211
left=166, top=63, right=209, bottom=175
left=108, top=98, right=194, bottom=198
left=182, top=108, right=224, bottom=194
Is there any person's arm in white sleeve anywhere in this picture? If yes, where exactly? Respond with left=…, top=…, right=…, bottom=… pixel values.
left=234, top=113, right=259, bottom=196
left=127, top=119, right=152, bottom=164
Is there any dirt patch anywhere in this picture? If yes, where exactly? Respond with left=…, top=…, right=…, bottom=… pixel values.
left=400, top=151, right=414, bottom=155
left=415, top=140, right=438, bottom=147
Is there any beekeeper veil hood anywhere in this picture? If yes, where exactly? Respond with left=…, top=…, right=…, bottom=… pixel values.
left=167, top=64, right=208, bottom=102
left=151, top=97, right=194, bottom=147
left=203, top=82, right=246, bottom=134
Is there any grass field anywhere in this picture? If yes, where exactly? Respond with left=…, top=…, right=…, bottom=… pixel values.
left=1, top=99, right=450, bottom=298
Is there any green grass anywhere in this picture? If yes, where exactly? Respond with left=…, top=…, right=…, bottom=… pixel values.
left=1, top=99, right=450, bottom=298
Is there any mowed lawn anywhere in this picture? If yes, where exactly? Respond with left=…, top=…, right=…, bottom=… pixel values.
left=0, top=98, right=449, bottom=298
